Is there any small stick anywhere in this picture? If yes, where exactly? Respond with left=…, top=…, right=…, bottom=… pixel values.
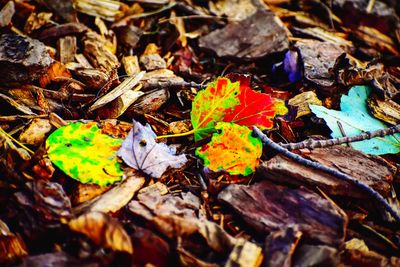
left=253, top=127, right=400, bottom=223
left=366, top=0, right=375, bottom=13
left=281, top=124, right=400, bottom=150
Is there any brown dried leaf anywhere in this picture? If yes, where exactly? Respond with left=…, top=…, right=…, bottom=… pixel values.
left=69, top=211, right=133, bottom=254
left=19, top=118, right=53, bottom=146
left=368, top=94, right=400, bottom=125
left=73, top=175, right=145, bottom=215
left=288, top=91, right=322, bottom=118
left=0, top=219, right=28, bottom=264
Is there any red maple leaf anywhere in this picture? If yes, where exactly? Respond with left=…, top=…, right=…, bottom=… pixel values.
left=224, top=74, right=287, bottom=129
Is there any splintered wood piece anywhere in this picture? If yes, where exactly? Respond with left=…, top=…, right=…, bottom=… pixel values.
left=122, top=56, right=140, bottom=76
left=0, top=93, right=35, bottom=115
left=296, top=40, right=344, bottom=93
left=95, top=86, right=144, bottom=119
left=73, top=0, right=126, bottom=22
left=89, top=71, right=145, bottom=112
left=83, top=30, right=119, bottom=73
left=258, top=146, right=395, bottom=198
left=72, top=68, right=109, bottom=90
left=218, top=180, right=348, bottom=246
left=0, top=1, right=15, bottom=28
left=36, top=22, right=88, bottom=41
left=127, top=88, right=170, bottom=116
left=57, top=36, right=77, bottom=64
left=74, top=54, right=93, bottom=68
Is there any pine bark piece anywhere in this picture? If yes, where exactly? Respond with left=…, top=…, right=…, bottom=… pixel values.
left=126, top=88, right=170, bottom=116
left=83, top=30, right=119, bottom=73
left=297, top=40, right=344, bottom=94
left=199, top=8, right=289, bottom=59
left=264, top=226, right=302, bottom=267
left=35, top=0, right=77, bottom=22
left=0, top=33, right=53, bottom=86
left=292, top=245, right=339, bottom=266
left=36, top=22, right=87, bottom=41
left=218, top=180, right=348, bottom=246
left=57, top=36, right=77, bottom=64
left=258, top=146, right=395, bottom=198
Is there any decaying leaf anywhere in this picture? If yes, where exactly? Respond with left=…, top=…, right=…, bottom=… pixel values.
left=367, top=94, right=400, bottom=125
left=310, top=85, right=400, bottom=155
left=46, top=122, right=123, bottom=186
left=118, top=120, right=187, bottom=178
left=288, top=91, right=322, bottom=118
left=69, top=211, right=133, bottom=254
left=196, top=122, right=262, bottom=176
left=73, top=175, right=145, bottom=215
left=0, top=219, right=28, bottom=264
left=19, top=118, right=53, bottom=146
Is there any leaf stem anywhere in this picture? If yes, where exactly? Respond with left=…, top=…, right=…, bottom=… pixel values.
left=281, top=124, right=400, bottom=150
left=156, top=129, right=195, bottom=139
left=253, top=126, right=400, bottom=224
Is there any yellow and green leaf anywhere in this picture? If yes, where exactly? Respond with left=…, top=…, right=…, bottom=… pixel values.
left=46, top=122, right=123, bottom=186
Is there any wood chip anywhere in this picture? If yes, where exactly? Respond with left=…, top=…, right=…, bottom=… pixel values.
left=83, top=30, right=119, bottom=73
left=57, top=36, right=77, bottom=64
left=199, top=8, right=289, bottom=59
left=258, top=146, right=395, bottom=198
left=0, top=1, right=15, bottom=28
left=218, top=180, right=348, bottom=246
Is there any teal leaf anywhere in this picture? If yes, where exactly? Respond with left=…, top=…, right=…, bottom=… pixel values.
left=310, top=85, right=400, bottom=155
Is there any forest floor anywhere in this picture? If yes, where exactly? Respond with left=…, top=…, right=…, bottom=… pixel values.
left=1, top=0, right=400, bottom=266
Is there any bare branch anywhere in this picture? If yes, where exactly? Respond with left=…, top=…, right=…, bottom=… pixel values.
left=253, top=126, right=400, bottom=224
left=281, top=124, right=400, bottom=150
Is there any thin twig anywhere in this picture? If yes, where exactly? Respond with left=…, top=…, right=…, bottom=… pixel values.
left=366, top=0, right=375, bottom=13
left=253, top=127, right=400, bottom=224
left=281, top=124, right=400, bottom=150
